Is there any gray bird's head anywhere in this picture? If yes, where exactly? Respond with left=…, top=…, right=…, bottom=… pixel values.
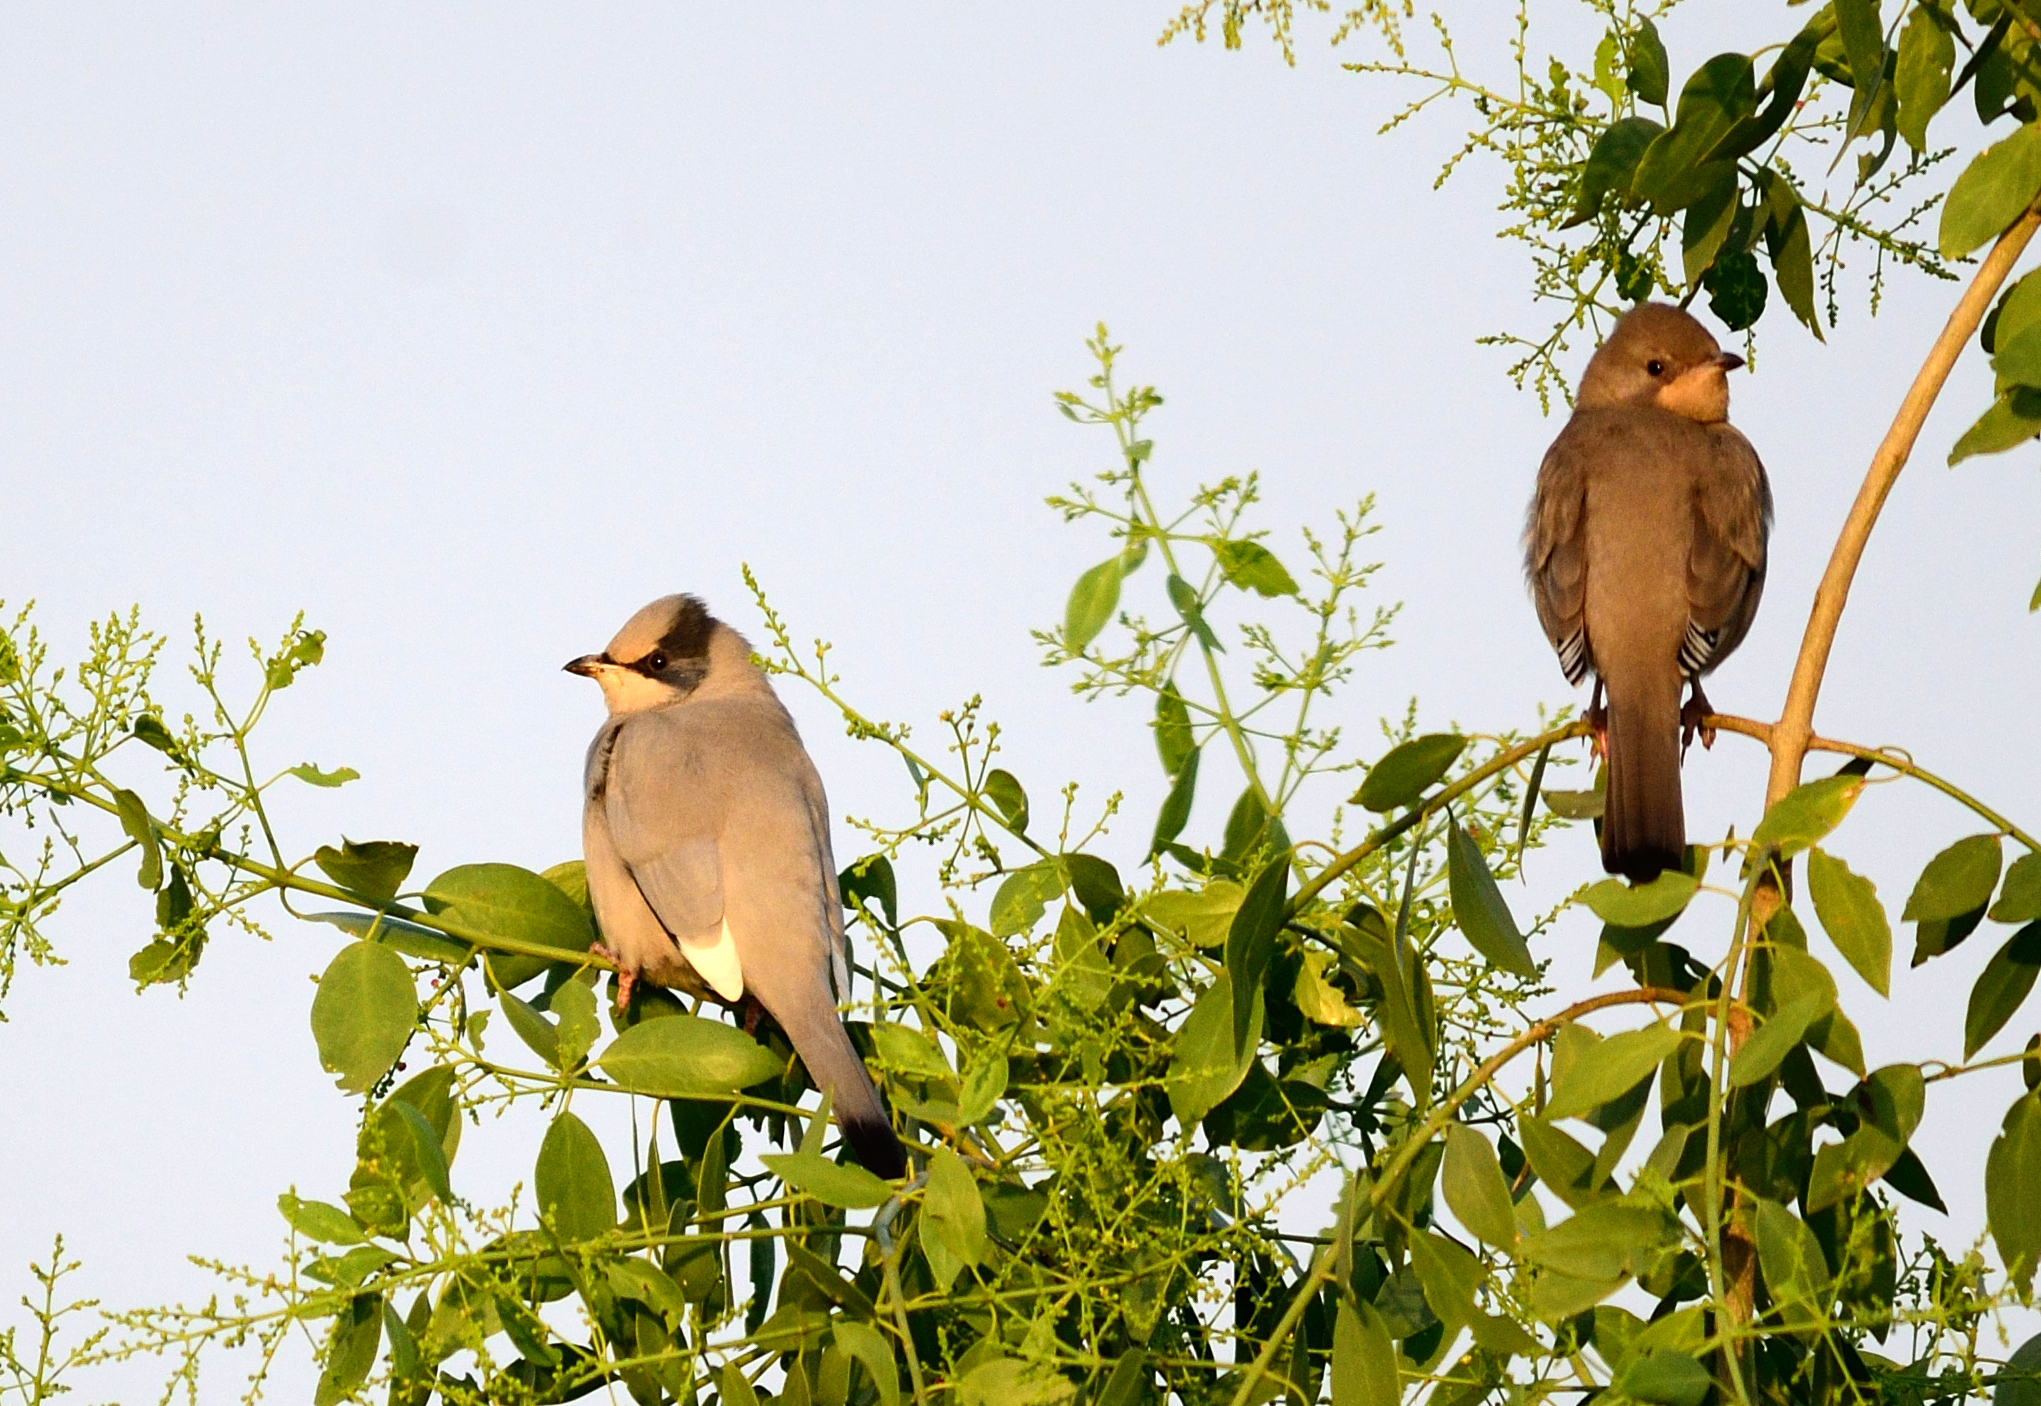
left=564, top=594, right=722, bottom=716
left=1577, top=302, right=1744, bottom=424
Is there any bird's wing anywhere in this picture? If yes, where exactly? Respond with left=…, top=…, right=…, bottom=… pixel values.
left=1683, top=424, right=1773, bottom=677
left=1526, top=425, right=1594, bottom=683
left=605, top=709, right=742, bottom=1000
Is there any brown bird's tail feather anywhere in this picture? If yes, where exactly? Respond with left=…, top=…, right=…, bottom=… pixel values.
left=774, top=999, right=908, bottom=1180
left=1601, top=673, right=1685, bottom=882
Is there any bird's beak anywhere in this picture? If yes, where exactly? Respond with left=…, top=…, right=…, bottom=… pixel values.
left=1715, top=351, right=1746, bottom=372
left=563, top=653, right=609, bottom=677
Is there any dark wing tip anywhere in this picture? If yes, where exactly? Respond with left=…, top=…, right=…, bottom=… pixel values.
left=841, top=1113, right=909, bottom=1181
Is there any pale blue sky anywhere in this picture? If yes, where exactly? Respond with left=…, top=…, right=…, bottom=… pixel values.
left=3, top=5, right=2038, bottom=1397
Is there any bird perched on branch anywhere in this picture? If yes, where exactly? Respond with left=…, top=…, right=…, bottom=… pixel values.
left=1524, top=303, right=1772, bottom=882
left=566, top=593, right=907, bottom=1179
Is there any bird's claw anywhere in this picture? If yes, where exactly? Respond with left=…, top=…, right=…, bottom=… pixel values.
left=1680, top=685, right=1717, bottom=759
left=593, top=944, right=635, bottom=1011
left=1586, top=680, right=1609, bottom=761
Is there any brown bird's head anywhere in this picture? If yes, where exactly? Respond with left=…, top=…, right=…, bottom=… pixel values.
left=1576, top=302, right=1744, bottom=424
left=564, top=593, right=724, bottom=716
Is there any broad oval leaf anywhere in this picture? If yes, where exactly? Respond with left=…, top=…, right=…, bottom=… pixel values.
left=1143, top=881, right=1243, bottom=949
left=1941, top=121, right=2041, bottom=259
left=1618, top=1350, right=1712, bottom=1406
left=424, top=862, right=595, bottom=989
left=1564, top=116, right=1665, bottom=226
left=1331, top=1301, right=1400, bottom=1406
left=1063, top=556, right=1124, bottom=652
left=1628, top=17, right=1670, bottom=107
left=278, top=1192, right=370, bottom=1247
left=1728, top=991, right=1831, bottom=1087
left=1631, top=54, right=1757, bottom=214
left=305, top=910, right=472, bottom=966
left=1579, top=871, right=1697, bottom=927
left=761, top=1150, right=894, bottom=1209
left=1442, top=1124, right=1516, bottom=1251
left=924, top=1146, right=989, bottom=1268
left=983, top=768, right=1029, bottom=834
left=1154, top=686, right=1195, bottom=776
left=1990, top=1093, right=2041, bottom=1291
left=1447, top=825, right=1535, bottom=977
left=1546, top=1023, right=1686, bottom=1121
left=1225, top=855, right=1291, bottom=1048
left=1754, top=1197, right=1831, bottom=1327
left=314, top=839, right=419, bottom=906
left=1751, top=776, right=1864, bottom=856
left=1165, top=973, right=1261, bottom=1127
left=1807, top=847, right=1892, bottom=996
left=1966, top=922, right=2041, bottom=1059
left=595, top=1014, right=780, bottom=1097
left=310, top=941, right=417, bottom=1095
left=1903, top=834, right=2004, bottom=923
left=1214, top=539, right=1299, bottom=597
left=1354, top=734, right=1467, bottom=813
left=1993, top=852, right=2041, bottom=923
left=990, top=862, right=1063, bottom=938
left=536, top=1111, right=615, bottom=1241
left=1951, top=387, right=2041, bottom=464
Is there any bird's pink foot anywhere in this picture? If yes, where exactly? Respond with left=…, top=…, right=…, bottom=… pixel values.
left=592, top=944, right=635, bottom=1011
left=1680, top=683, right=1717, bottom=758
left=741, top=995, right=765, bottom=1037
left=1586, top=679, right=1609, bottom=761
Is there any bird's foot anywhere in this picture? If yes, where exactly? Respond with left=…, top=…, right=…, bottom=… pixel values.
left=741, top=996, right=765, bottom=1037
left=1586, top=680, right=1609, bottom=761
left=1680, top=684, right=1718, bottom=758
left=592, top=945, right=635, bottom=1011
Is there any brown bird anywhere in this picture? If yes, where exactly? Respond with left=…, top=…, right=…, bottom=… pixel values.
left=1524, top=303, right=1772, bottom=881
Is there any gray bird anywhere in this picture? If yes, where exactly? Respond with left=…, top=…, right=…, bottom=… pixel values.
left=1524, top=303, right=1772, bottom=881
left=566, top=594, right=906, bottom=1178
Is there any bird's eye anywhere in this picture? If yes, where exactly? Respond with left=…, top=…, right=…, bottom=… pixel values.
left=646, top=651, right=669, bottom=672
left=1646, top=359, right=1665, bottom=377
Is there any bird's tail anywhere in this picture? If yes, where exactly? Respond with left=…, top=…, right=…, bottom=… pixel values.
left=1602, top=671, right=1685, bottom=882
left=776, top=1000, right=908, bottom=1180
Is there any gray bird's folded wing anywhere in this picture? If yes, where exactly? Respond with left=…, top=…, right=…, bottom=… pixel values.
left=1526, top=432, right=1593, bottom=683
left=1684, top=425, right=1772, bottom=676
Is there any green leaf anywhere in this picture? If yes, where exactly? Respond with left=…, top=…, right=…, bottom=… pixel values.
left=1951, top=386, right=2041, bottom=463
left=131, top=713, right=181, bottom=755
left=305, top=910, right=470, bottom=966
left=1150, top=745, right=1201, bottom=855
left=313, top=839, right=419, bottom=907
left=1442, top=1123, right=1516, bottom=1251
left=1628, top=17, right=1670, bottom=107
left=1579, top=871, right=1698, bottom=928
left=763, top=1151, right=895, bottom=1209
left=831, top=1320, right=901, bottom=1406
left=1997, top=1333, right=2041, bottom=1406
left=1755, top=1197, right=1831, bottom=1327
left=1143, top=881, right=1243, bottom=949
left=535, top=1111, right=614, bottom=1241
left=550, top=977, right=600, bottom=1072
left=388, top=1099, right=453, bottom=1205
left=595, top=1014, right=780, bottom=1097
left=423, top=862, right=595, bottom=990
left=956, top=1357, right=1076, bottom=1406
left=1966, top=922, right=2041, bottom=1058
left=1165, top=972, right=1261, bottom=1126
left=1294, top=948, right=1363, bottom=1029
left=1564, top=116, right=1666, bottom=226
left=1632, top=55, right=1756, bottom=215
left=1331, top=1301, right=1400, bottom=1406
left=1546, top=1024, right=1685, bottom=1121
left=314, top=1293, right=383, bottom=1406
left=1681, top=162, right=1739, bottom=287
left=1353, top=734, right=1467, bottom=812
left=957, top=1050, right=1009, bottom=1124
left=1834, top=0, right=1885, bottom=96
left=289, top=762, right=360, bottom=788
left=1213, top=539, right=1299, bottom=597
left=497, top=988, right=560, bottom=1066
left=1992, top=1093, right=2041, bottom=1291
left=840, top=854, right=899, bottom=929
left=1897, top=7, right=1955, bottom=151
left=1728, top=991, right=1831, bottom=1087
left=1619, top=1351, right=1712, bottom=1406
left=1757, top=168, right=1821, bottom=336
left=1093, top=1352, right=1150, bottom=1406
left=278, top=1192, right=370, bottom=1246
left=990, top=861, right=1063, bottom=938
left=983, top=769, right=1029, bottom=834
left=1751, top=776, right=1865, bottom=856
left=925, top=1147, right=989, bottom=1271
left=1447, top=826, right=1536, bottom=978
left=113, top=788, right=163, bottom=891
left=310, top=941, right=417, bottom=1095
left=1519, top=1116, right=1601, bottom=1210
left=1807, top=847, right=1892, bottom=996
left=1995, top=852, right=2041, bottom=923
left=1704, top=249, right=1767, bottom=331
left=1063, top=557, right=1124, bottom=652
left=1941, top=121, right=2041, bottom=258
left=1904, top=834, right=2004, bottom=923
left=607, top=1259, right=693, bottom=1327
left=1166, top=573, right=1221, bottom=651
left=1154, top=686, right=1195, bottom=777
left=1225, top=854, right=1291, bottom=1048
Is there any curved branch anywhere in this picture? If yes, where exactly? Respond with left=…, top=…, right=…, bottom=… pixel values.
left=1765, top=207, right=2041, bottom=808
